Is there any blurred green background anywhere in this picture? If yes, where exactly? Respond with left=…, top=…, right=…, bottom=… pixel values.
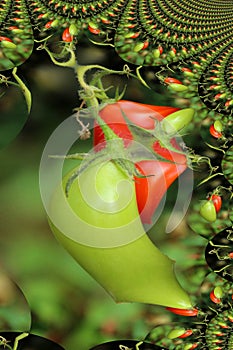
left=0, top=39, right=200, bottom=349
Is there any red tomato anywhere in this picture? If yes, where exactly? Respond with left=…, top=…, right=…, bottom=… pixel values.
left=142, top=40, right=149, bottom=50
left=62, top=27, right=73, bottom=42
left=88, top=25, right=101, bottom=35
left=209, top=290, right=221, bottom=304
left=209, top=124, right=222, bottom=138
left=0, top=36, right=13, bottom=42
left=45, top=20, right=53, bottom=29
left=178, top=329, right=193, bottom=338
left=164, top=77, right=183, bottom=85
left=210, top=194, right=222, bottom=213
left=94, top=101, right=187, bottom=224
left=166, top=307, right=198, bottom=316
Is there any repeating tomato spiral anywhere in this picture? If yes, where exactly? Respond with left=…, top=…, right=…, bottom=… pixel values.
left=1, top=0, right=233, bottom=116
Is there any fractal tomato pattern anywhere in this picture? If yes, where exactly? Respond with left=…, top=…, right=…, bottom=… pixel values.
left=1, top=0, right=233, bottom=115
left=145, top=270, right=233, bottom=349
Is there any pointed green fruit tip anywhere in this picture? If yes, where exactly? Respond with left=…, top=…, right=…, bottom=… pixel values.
left=161, top=108, right=194, bottom=135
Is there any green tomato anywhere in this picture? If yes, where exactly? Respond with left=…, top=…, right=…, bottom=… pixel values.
left=214, top=286, right=223, bottom=299
left=167, top=328, right=186, bottom=339
left=1, top=40, right=17, bottom=49
left=161, top=108, right=194, bottom=135
left=213, top=120, right=223, bottom=133
left=49, top=160, right=192, bottom=308
left=169, top=83, right=188, bottom=92
left=153, top=49, right=161, bottom=58
left=199, top=200, right=217, bottom=222
left=69, top=23, right=79, bottom=36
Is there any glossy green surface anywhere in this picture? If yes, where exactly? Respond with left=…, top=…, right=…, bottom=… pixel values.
left=49, top=160, right=192, bottom=308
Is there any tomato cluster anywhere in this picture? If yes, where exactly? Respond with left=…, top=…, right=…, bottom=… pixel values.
left=94, top=100, right=191, bottom=224
left=199, top=194, right=222, bottom=223
left=48, top=100, right=194, bottom=309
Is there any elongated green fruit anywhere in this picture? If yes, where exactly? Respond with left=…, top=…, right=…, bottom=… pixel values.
left=49, top=160, right=192, bottom=308
left=161, top=108, right=194, bottom=135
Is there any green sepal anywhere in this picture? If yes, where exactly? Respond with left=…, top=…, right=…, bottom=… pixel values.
left=120, top=108, right=187, bottom=161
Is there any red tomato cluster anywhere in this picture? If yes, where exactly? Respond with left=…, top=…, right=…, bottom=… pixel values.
left=93, top=100, right=188, bottom=224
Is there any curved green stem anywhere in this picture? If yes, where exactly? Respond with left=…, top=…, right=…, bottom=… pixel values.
left=198, top=172, right=224, bottom=187
left=74, top=63, right=124, bottom=142
left=43, top=46, right=77, bottom=68
left=13, top=333, right=29, bottom=350
left=43, top=45, right=145, bottom=181
left=12, top=68, right=32, bottom=113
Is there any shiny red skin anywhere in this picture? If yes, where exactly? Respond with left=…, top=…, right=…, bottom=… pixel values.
left=62, top=27, right=73, bottom=42
left=0, top=36, right=13, bottom=42
left=178, top=329, right=193, bottom=338
left=94, top=100, right=187, bottom=224
left=88, top=25, right=101, bottom=35
left=209, top=124, right=222, bottom=138
left=164, top=77, right=182, bottom=85
left=210, top=290, right=221, bottom=304
left=210, top=194, right=222, bottom=213
left=166, top=307, right=198, bottom=316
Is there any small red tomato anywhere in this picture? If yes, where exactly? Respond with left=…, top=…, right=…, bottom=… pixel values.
left=45, top=20, right=53, bottom=29
left=0, top=36, right=13, bottom=42
left=181, top=67, right=192, bottom=73
left=189, top=344, right=198, bottom=350
left=178, top=329, right=193, bottom=338
left=209, top=290, right=221, bottom=304
left=164, top=77, right=183, bottom=85
left=210, top=194, right=222, bottom=213
left=158, top=45, right=163, bottom=54
left=209, top=124, right=222, bottom=138
left=141, top=40, right=149, bottom=50
left=88, top=24, right=101, bottom=35
left=166, top=307, right=198, bottom=316
left=7, top=26, right=19, bottom=30
left=62, top=27, right=73, bottom=42
left=130, top=32, right=140, bottom=38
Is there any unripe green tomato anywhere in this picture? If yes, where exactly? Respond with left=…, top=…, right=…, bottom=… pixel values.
left=133, top=42, right=144, bottom=52
left=10, top=28, right=23, bottom=34
left=199, top=200, right=217, bottom=222
left=167, top=328, right=186, bottom=339
left=183, top=344, right=197, bottom=350
left=153, top=49, right=161, bottom=58
left=161, top=108, right=194, bottom=135
left=1, top=40, right=17, bottom=49
left=214, top=286, right=223, bottom=299
left=49, top=160, right=192, bottom=308
left=169, top=83, right=188, bottom=92
left=69, top=23, right=79, bottom=36
left=50, top=19, right=60, bottom=28
left=213, top=120, right=223, bottom=133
